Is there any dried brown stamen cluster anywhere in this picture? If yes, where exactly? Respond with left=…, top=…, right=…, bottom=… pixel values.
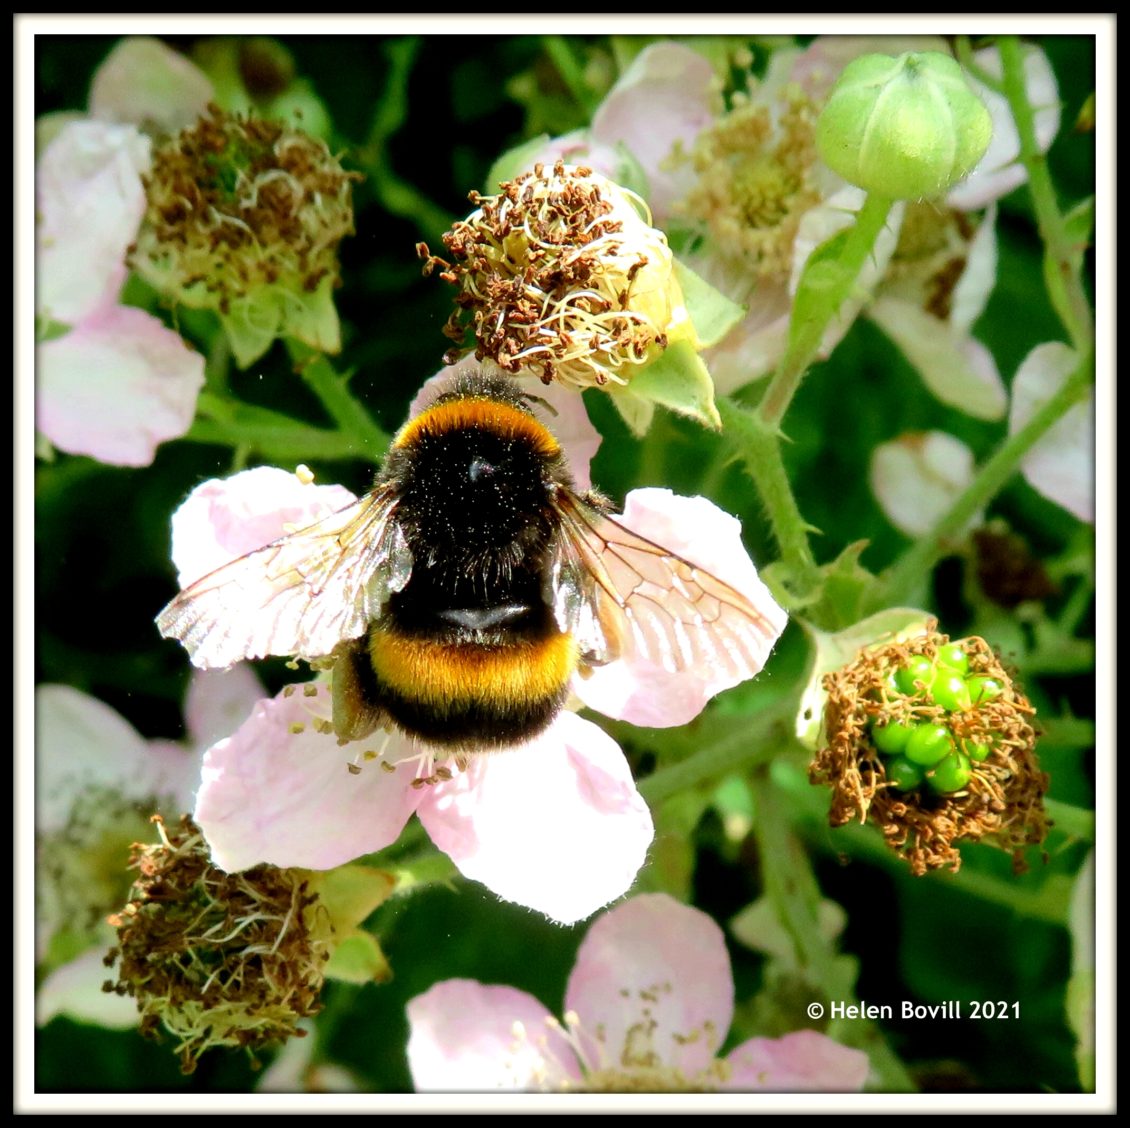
left=130, top=104, right=360, bottom=318
left=103, top=814, right=331, bottom=1074
left=419, top=161, right=683, bottom=389
left=810, top=626, right=1049, bottom=875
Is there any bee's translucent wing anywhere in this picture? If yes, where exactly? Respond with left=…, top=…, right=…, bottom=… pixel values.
left=549, top=490, right=782, bottom=681
left=156, top=488, right=412, bottom=670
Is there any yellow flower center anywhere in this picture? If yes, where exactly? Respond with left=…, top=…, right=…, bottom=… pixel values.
left=676, top=87, right=822, bottom=282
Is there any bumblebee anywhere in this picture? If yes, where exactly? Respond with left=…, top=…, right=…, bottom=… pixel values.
left=157, top=370, right=781, bottom=751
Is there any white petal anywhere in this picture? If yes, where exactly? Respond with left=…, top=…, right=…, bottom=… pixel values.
left=574, top=488, right=786, bottom=727
left=948, top=45, right=1061, bottom=211
left=36, top=120, right=150, bottom=325
left=417, top=713, right=653, bottom=925
left=36, top=685, right=182, bottom=833
left=724, top=1029, right=870, bottom=1091
left=564, top=893, right=733, bottom=1079
left=590, top=41, right=716, bottom=222
left=36, top=306, right=204, bottom=467
left=36, top=949, right=139, bottom=1031
left=168, top=466, right=357, bottom=587
left=193, top=683, right=423, bottom=872
left=950, top=204, right=998, bottom=335
left=868, top=295, right=1007, bottom=420
left=183, top=666, right=266, bottom=752
left=406, top=980, right=579, bottom=1091
left=1008, top=342, right=1093, bottom=522
left=870, top=431, right=979, bottom=537
left=89, top=36, right=213, bottom=134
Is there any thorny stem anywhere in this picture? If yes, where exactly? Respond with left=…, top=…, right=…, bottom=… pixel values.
left=287, top=342, right=391, bottom=459
left=718, top=397, right=822, bottom=607
left=636, top=697, right=795, bottom=806
left=719, top=195, right=895, bottom=609
left=749, top=765, right=916, bottom=1092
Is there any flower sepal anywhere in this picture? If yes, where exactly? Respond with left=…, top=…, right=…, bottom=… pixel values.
left=301, top=864, right=396, bottom=985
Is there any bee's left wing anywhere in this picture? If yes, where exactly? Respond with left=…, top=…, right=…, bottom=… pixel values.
left=156, top=487, right=412, bottom=670
left=548, top=489, right=783, bottom=682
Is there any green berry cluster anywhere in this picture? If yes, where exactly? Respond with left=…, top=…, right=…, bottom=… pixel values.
left=869, top=642, right=1003, bottom=795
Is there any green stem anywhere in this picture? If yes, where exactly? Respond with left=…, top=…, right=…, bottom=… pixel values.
left=188, top=394, right=366, bottom=462
left=758, top=193, right=895, bottom=432
left=288, top=342, right=391, bottom=460
left=718, top=397, right=822, bottom=605
left=636, top=698, right=795, bottom=806
left=749, top=766, right=916, bottom=1091
left=998, top=36, right=1095, bottom=353
left=873, top=354, right=1092, bottom=610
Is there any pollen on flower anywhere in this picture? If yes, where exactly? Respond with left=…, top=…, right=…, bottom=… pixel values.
left=542, top=992, right=730, bottom=1092
left=102, top=814, right=332, bottom=1074
left=809, top=623, right=1050, bottom=875
left=128, top=105, right=361, bottom=365
left=675, top=87, right=822, bottom=282
left=38, top=788, right=160, bottom=946
left=419, top=161, right=688, bottom=390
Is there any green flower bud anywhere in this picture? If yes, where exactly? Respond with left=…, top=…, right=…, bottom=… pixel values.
left=816, top=52, right=992, bottom=201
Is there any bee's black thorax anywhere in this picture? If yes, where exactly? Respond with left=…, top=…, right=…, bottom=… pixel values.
left=340, top=386, right=579, bottom=750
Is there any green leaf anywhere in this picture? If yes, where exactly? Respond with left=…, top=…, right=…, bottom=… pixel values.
left=323, top=931, right=392, bottom=985
left=787, top=228, right=853, bottom=358
left=485, top=134, right=552, bottom=192
left=306, top=863, right=396, bottom=930
left=627, top=339, right=721, bottom=429
left=673, top=257, right=746, bottom=349
left=794, top=607, right=934, bottom=751
left=606, top=386, right=656, bottom=436
left=1044, top=194, right=1094, bottom=345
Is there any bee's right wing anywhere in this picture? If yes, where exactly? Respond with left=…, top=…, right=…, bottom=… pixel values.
left=156, top=487, right=413, bottom=670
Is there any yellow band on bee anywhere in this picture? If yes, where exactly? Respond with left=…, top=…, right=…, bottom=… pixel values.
left=393, top=396, right=560, bottom=459
left=368, top=627, right=577, bottom=711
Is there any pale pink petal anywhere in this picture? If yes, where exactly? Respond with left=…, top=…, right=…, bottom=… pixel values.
left=169, top=466, right=356, bottom=586
left=574, top=488, right=786, bottom=728
left=868, top=295, right=1007, bottom=420
left=790, top=35, right=952, bottom=103
left=564, top=893, right=732, bottom=1079
left=407, top=980, right=580, bottom=1091
left=869, top=431, right=979, bottom=538
left=948, top=45, right=1060, bottom=211
left=417, top=712, right=653, bottom=925
left=950, top=204, right=998, bottom=335
left=37, top=306, right=204, bottom=467
left=590, top=41, right=716, bottom=222
left=408, top=356, right=602, bottom=490
left=36, top=685, right=179, bottom=832
left=193, top=683, right=422, bottom=872
left=183, top=666, right=266, bottom=751
left=36, top=948, right=140, bottom=1031
left=724, top=1029, right=870, bottom=1091
left=703, top=297, right=790, bottom=393
left=36, top=120, right=150, bottom=325
left=1008, top=342, right=1093, bottom=522
left=89, top=36, right=213, bottom=134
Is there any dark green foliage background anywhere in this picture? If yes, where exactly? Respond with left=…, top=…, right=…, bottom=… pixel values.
left=34, top=32, right=1097, bottom=1095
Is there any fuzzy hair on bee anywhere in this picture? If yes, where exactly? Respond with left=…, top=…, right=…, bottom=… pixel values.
left=156, top=369, right=782, bottom=752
